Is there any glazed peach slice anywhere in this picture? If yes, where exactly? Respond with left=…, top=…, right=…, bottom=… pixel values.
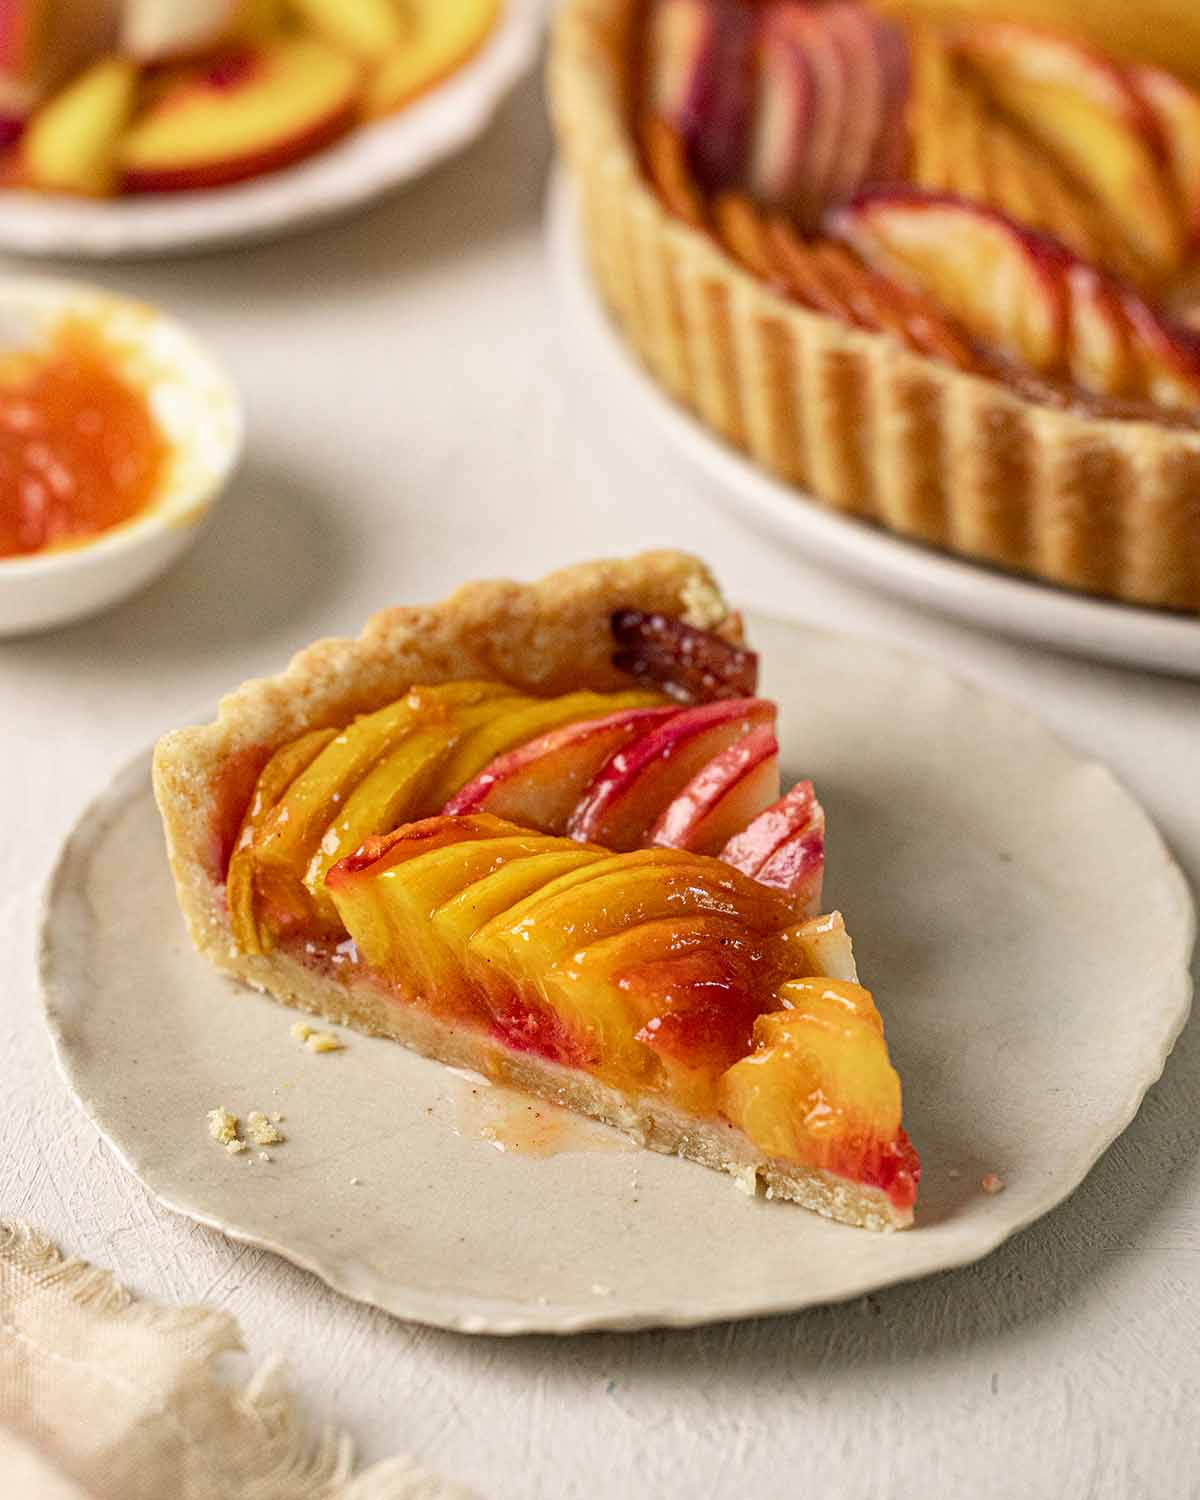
left=227, top=725, right=338, bottom=952
left=720, top=979, right=919, bottom=1218
left=569, top=698, right=775, bottom=850
left=443, top=703, right=679, bottom=831
left=543, top=914, right=777, bottom=1101
left=721, top=779, right=825, bottom=909
left=239, top=681, right=519, bottom=940
left=326, top=817, right=568, bottom=1013
left=831, top=189, right=1200, bottom=407
left=425, top=690, right=666, bottom=812
left=364, top=0, right=502, bottom=118
left=648, top=722, right=780, bottom=855
left=120, top=36, right=359, bottom=192
left=467, top=848, right=799, bottom=1002
left=22, top=56, right=137, bottom=195
left=953, top=21, right=1184, bottom=275
left=829, top=189, right=1070, bottom=375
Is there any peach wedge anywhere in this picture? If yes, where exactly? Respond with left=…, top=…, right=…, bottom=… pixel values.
left=120, top=35, right=359, bottom=192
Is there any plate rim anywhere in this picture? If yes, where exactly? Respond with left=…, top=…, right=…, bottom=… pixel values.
left=547, top=171, right=1200, bottom=680
left=0, top=0, right=547, bottom=259
left=39, top=624, right=1197, bottom=1333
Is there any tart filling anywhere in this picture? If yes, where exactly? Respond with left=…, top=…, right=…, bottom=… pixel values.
left=154, top=553, right=918, bottom=1231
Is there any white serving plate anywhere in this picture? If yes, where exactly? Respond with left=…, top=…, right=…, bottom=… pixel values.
left=40, top=617, right=1194, bottom=1333
left=548, top=173, right=1200, bottom=679
left=0, top=0, right=546, bottom=258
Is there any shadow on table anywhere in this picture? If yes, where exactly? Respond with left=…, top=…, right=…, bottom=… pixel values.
left=7, top=453, right=355, bottom=672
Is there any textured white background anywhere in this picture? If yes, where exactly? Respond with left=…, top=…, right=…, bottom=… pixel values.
left=3, top=73, right=1199, bottom=1500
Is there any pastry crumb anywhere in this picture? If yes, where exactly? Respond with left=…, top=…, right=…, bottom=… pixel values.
left=207, top=1107, right=239, bottom=1146
left=349, top=1176, right=361, bottom=1186
left=225, top=1139, right=248, bottom=1156
left=591, top=1283, right=613, bottom=1297
left=290, top=1021, right=313, bottom=1042
left=306, top=1030, right=344, bottom=1053
left=246, top=1110, right=285, bottom=1146
left=981, top=1172, right=1005, bottom=1195
left=732, top=1164, right=759, bottom=1197
left=257, top=1152, right=272, bottom=1163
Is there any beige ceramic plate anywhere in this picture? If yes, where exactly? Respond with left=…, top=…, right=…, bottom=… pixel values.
left=41, top=618, right=1194, bottom=1333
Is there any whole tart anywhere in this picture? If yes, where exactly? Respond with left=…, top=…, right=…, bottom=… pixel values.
left=155, top=551, right=919, bottom=1231
left=549, top=0, right=1200, bottom=612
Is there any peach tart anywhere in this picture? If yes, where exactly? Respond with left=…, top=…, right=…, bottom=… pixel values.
left=550, top=0, right=1200, bottom=611
left=154, top=553, right=919, bottom=1230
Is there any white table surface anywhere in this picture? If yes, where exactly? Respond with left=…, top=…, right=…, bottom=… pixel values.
left=3, top=75, right=1199, bottom=1500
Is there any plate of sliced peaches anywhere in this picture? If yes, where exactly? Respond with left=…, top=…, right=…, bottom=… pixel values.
left=0, top=0, right=546, bottom=256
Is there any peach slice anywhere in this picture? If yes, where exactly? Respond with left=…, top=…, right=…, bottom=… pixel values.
left=363, top=0, right=501, bottom=119
left=431, top=846, right=609, bottom=959
left=227, top=726, right=338, bottom=953
left=954, top=21, right=1184, bottom=274
left=644, top=0, right=757, bottom=191
left=829, top=189, right=1069, bottom=374
left=1133, top=65, right=1200, bottom=245
left=721, top=779, right=825, bottom=910
left=328, top=824, right=564, bottom=1013
left=23, top=56, right=137, bottom=195
left=443, top=704, right=680, bottom=832
left=241, top=682, right=518, bottom=941
left=546, top=915, right=776, bottom=1100
left=469, top=848, right=797, bottom=979
left=568, top=697, right=775, bottom=851
left=120, top=0, right=255, bottom=64
left=774, top=909, right=858, bottom=984
left=425, top=690, right=665, bottom=813
left=120, top=36, right=359, bottom=192
left=748, top=5, right=815, bottom=215
left=290, top=0, right=406, bottom=64
left=719, top=995, right=917, bottom=1210
left=648, top=723, right=780, bottom=855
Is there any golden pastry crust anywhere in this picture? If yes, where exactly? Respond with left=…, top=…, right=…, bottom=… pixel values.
left=153, top=550, right=736, bottom=962
left=549, top=0, right=1200, bottom=612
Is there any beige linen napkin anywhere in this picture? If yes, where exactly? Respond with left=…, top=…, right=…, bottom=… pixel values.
left=0, top=1221, right=477, bottom=1500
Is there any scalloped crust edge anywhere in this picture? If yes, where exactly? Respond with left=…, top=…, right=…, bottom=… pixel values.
left=548, top=0, right=1200, bottom=613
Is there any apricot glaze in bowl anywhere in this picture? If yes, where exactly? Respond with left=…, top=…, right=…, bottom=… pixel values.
left=0, top=276, right=242, bottom=635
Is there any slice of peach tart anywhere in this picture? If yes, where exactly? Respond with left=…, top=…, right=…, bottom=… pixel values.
left=154, top=552, right=918, bottom=1230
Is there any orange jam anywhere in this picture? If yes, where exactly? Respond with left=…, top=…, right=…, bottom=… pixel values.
left=0, top=319, right=168, bottom=558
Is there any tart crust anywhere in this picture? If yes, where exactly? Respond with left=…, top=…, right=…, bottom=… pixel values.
left=549, top=0, right=1200, bottom=613
left=153, top=549, right=911, bottom=1231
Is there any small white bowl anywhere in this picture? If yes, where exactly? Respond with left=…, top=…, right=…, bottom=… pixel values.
left=0, top=276, right=242, bottom=636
